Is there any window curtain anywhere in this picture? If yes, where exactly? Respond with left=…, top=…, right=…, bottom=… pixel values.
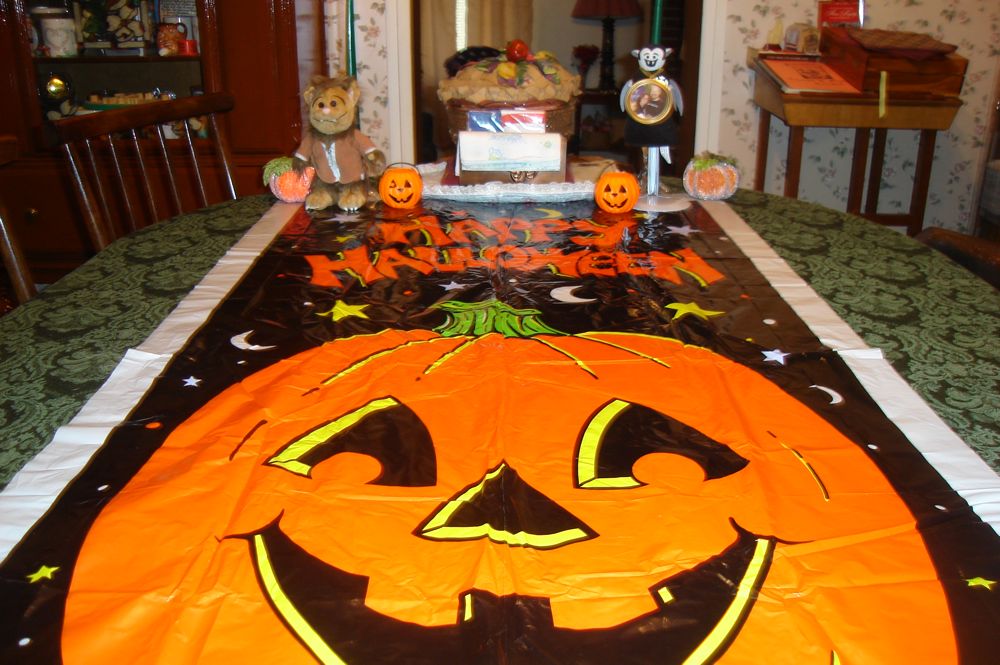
left=418, top=0, right=457, bottom=151
left=466, top=0, right=532, bottom=48
left=418, top=0, right=533, bottom=91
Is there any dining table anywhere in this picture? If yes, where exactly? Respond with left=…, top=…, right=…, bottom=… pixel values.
left=0, top=183, right=998, bottom=664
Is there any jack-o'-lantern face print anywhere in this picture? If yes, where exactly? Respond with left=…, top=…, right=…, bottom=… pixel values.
left=63, top=302, right=955, bottom=664
left=379, top=166, right=422, bottom=209
left=595, top=171, right=640, bottom=213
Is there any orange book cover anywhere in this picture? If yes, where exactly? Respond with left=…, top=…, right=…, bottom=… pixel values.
left=761, top=59, right=860, bottom=93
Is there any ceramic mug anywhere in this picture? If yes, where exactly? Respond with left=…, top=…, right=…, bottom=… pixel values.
left=177, top=39, right=198, bottom=56
left=156, top=21, right=187, bottom=56
left=41, top=17, right=78, bottom=57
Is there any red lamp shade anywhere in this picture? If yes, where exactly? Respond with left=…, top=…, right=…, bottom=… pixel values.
left=571, top=0, right=642, bottom=19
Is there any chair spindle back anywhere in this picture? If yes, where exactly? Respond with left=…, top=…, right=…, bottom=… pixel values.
left=53, top=92, right=237, bottom=251
left=0, top=135, right=37, bottom=304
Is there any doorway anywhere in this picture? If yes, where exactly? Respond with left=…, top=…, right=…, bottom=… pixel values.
left=658, top=0, right=702, bottom=175
left=410, top=1, right=702, bottom=173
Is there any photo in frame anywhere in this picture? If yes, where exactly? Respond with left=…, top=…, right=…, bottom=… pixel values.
left=623, top=78, right=675, bottom=126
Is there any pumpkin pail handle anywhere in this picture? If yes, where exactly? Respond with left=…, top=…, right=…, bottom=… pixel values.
left=383, top=162, right=420, bottom=173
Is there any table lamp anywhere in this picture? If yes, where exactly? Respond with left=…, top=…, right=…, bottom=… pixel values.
left=572, top=0, right=642, bottom=91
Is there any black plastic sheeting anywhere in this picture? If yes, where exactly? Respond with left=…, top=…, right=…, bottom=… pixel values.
left=2, top=200, right=999, bottom=664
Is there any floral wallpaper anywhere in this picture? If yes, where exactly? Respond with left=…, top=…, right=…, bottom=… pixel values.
left=716, top=0, right=1000, bottom=233
left=323, top=0, right=392, bottom=155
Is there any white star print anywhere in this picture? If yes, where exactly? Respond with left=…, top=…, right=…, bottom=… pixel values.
left=666, top=224, right=698, bottom=237
left=762, top=349, right=790, bottom=365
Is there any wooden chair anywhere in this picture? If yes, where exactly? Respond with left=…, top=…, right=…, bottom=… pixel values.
left=0, top=135, right=37, bottom=305
left=52, top=92, right=237, bottom=251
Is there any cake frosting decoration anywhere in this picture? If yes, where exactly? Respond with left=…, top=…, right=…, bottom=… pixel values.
left=438, top=48, right=581, bottom=105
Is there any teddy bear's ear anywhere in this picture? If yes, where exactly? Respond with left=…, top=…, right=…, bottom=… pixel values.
left=326, top=71, right=359, bottom=105
left=346, top=79, right=360, bottom=104
left=303, top=75, right=330, bottom=105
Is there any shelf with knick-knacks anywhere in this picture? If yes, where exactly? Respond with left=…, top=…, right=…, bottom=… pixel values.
left=31, top=0, right=149, bottom=58
left=33, top=58, right=203, bottom=121
left=27, top=0, right=204, bottom=126
left=29, top=0, right=200, bottom=56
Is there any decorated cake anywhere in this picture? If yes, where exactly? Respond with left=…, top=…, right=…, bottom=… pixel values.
left=438, top=41, right=580, bottom=136
left=438, top=42, right=581, bottom=108
left=438, top=40, right=581, bottom=184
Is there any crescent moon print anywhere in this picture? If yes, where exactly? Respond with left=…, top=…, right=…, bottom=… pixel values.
left=809, top=384, right=845, bottom=405
left=230, top=330, right=277, bottom=351
left=534, top=208, right=563, bottom=219
left=550, top=285, right=596, bottom=304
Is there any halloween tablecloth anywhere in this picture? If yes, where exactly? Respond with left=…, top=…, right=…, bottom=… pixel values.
left=0, top=191, right=998, bottom=663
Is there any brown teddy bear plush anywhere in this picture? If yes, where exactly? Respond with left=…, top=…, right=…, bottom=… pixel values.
left=293, top=73, right=386, bottom=211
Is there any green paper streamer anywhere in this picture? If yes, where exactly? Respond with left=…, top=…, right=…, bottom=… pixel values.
left=346, top=0, right=356, bottom=76
left=651, top=0, right=663, bottom=44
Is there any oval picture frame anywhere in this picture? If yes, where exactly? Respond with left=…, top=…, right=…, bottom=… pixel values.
left=624, top=78, right=674, bottom=125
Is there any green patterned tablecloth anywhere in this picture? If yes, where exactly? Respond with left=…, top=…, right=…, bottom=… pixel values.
left=1, top=191, right=997, bottom=489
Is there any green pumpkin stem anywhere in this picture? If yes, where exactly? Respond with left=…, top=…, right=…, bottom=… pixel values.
left=691, top=151, right=738, bottom=171
left=435, top=299, right=565, bottom=338
left=262, top=156, right=294, bottom=185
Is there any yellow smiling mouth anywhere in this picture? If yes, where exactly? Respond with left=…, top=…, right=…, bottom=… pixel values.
left=242, top=518, right=776, bottom=665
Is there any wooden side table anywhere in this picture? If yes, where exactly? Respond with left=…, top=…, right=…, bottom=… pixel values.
left=751, top=62, right=962, bottom=235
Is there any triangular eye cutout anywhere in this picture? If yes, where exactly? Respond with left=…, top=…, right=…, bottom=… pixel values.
left=575, top=399, right=749, bottom=488
left=267, top=396, right=436, bottom=486
left=417, top=462, right=596, bottom=549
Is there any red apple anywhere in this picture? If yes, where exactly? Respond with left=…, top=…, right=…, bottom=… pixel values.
left=505, top=39, right=530, bottom=62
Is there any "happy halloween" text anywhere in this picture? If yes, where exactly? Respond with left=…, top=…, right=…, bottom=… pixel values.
left=305, top=215, right=724, bottom=289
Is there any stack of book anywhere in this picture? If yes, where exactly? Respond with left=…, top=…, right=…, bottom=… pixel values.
left=755, top=57, right=860, bottom=94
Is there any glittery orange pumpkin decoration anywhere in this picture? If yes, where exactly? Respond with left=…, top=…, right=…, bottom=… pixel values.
left=682, top=153, right=740, bottom=201
left=263, top=156, right=315, bottom=203
left=594, top=170, right=640, bottom=213
left=378, top=164, right=422, bottom=209
left=62, top=301, right=956, bottom=664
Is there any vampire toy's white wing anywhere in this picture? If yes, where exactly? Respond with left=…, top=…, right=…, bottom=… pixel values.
left=668, top=79, right=684, bottom=116
left=619, top=80, right=634, bottom=112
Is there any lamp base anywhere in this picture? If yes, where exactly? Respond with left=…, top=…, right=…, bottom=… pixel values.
left=634, top=145, right=690, bottom=212
left=597, top=16, right=617, bottom=91
left=634, top=193, right=691, bottom=213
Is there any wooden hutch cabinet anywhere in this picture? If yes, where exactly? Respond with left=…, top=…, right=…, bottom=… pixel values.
left=0, top=0, right=321, bottom=282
